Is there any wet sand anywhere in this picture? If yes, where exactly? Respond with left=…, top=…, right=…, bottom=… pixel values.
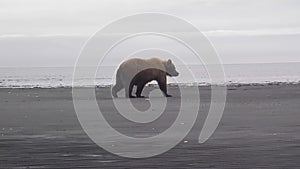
left=0, top=85, right=300, bottom=169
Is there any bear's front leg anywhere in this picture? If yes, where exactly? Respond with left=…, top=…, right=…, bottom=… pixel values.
left=165, top=93, right=172, bottom=97
left=157, top=77, right=172, bottom=97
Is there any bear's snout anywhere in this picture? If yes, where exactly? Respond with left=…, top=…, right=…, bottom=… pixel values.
left=171, top=71, right=179, bottom=77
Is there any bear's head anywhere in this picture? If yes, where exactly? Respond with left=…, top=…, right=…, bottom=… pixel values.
left=164, top=59, right=179, bottom=77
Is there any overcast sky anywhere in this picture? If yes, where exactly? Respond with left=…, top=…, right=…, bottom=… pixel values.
left=0, top=0, right=300, bottom=67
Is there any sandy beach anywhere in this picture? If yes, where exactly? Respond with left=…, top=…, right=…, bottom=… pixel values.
left=1, top=84, right=299, bottom=169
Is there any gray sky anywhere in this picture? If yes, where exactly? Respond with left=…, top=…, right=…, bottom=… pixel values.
left=0, top=0, right=300, bottom=67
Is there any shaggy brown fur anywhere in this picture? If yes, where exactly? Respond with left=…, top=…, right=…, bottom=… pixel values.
left=112, top=58, right=179, bottom=98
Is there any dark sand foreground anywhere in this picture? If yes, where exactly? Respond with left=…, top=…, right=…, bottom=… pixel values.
left=0, top=85, right=300, bottom=169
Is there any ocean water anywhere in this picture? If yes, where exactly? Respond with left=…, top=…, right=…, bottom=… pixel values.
left=0, top=62, right=300, bottom=88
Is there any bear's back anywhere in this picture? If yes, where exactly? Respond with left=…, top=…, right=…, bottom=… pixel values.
left=118, top=58, right=166, bottom=84
left=119, top=58, right=165, bottom=72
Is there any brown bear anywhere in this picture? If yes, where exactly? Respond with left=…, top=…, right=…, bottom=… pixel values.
left=112, top=58, right=179, bottom=98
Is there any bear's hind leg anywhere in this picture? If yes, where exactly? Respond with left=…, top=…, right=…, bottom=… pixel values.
left=112, top=83, right=123, bottom=98
left=126, top=82, right=135, bottom=98
left=112, top=70, right=124, bottom=98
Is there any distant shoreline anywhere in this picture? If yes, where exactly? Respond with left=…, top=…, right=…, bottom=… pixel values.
left=1, top=63, right=300, bottom=88
left=1, top=81, right=300, bottom=89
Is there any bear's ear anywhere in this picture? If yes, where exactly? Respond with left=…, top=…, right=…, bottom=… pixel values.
left=167, top=59, right=172, bottom=64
